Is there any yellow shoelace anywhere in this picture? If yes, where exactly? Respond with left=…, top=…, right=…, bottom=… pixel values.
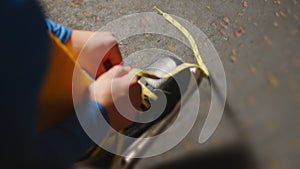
left=129, top=6, right=209, bottom=104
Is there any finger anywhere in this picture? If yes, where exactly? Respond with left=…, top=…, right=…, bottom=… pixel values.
left=108, top=65, right=131, bottom=78
left=120, top=73, right=139, bottom=85
left=129, top=75, right=139, bottom=86
left=129, top=82, right=142, bottom=110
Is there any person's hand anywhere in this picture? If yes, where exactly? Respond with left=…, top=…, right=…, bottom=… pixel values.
left=66, top=30, right=122, bottom=78
left=89, top=65, right=142, bottom=131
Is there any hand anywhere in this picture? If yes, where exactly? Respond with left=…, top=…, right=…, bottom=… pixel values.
left=66, top=31, right=122, bottom=78
left=89, top=65, right=142, bottom=131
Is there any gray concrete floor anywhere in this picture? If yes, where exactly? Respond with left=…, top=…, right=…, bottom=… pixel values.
left=40, top=0, right=300, bottom=169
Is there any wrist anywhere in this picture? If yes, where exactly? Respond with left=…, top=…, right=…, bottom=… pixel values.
left=65, top=30, right=94, bottom=60
left=93, top=101, right=110, bottom=124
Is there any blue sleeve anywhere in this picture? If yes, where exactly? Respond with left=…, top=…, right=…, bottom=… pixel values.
left=45, top=18, right=72, bottom=44
left=96, top=102, right=110, bottom=123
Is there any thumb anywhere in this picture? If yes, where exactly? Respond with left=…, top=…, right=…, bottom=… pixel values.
left=120, top=73, right=139, bottom=86
left=111, top=65, right=131, bottom=78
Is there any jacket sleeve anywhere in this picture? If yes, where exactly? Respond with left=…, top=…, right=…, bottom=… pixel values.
left=45, top=18, right=72, bottom=44
left=38, top=101, right=110, bottom=167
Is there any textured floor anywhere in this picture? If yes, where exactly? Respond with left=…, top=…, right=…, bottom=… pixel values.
left=40, top=0, right=300, bottom=169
